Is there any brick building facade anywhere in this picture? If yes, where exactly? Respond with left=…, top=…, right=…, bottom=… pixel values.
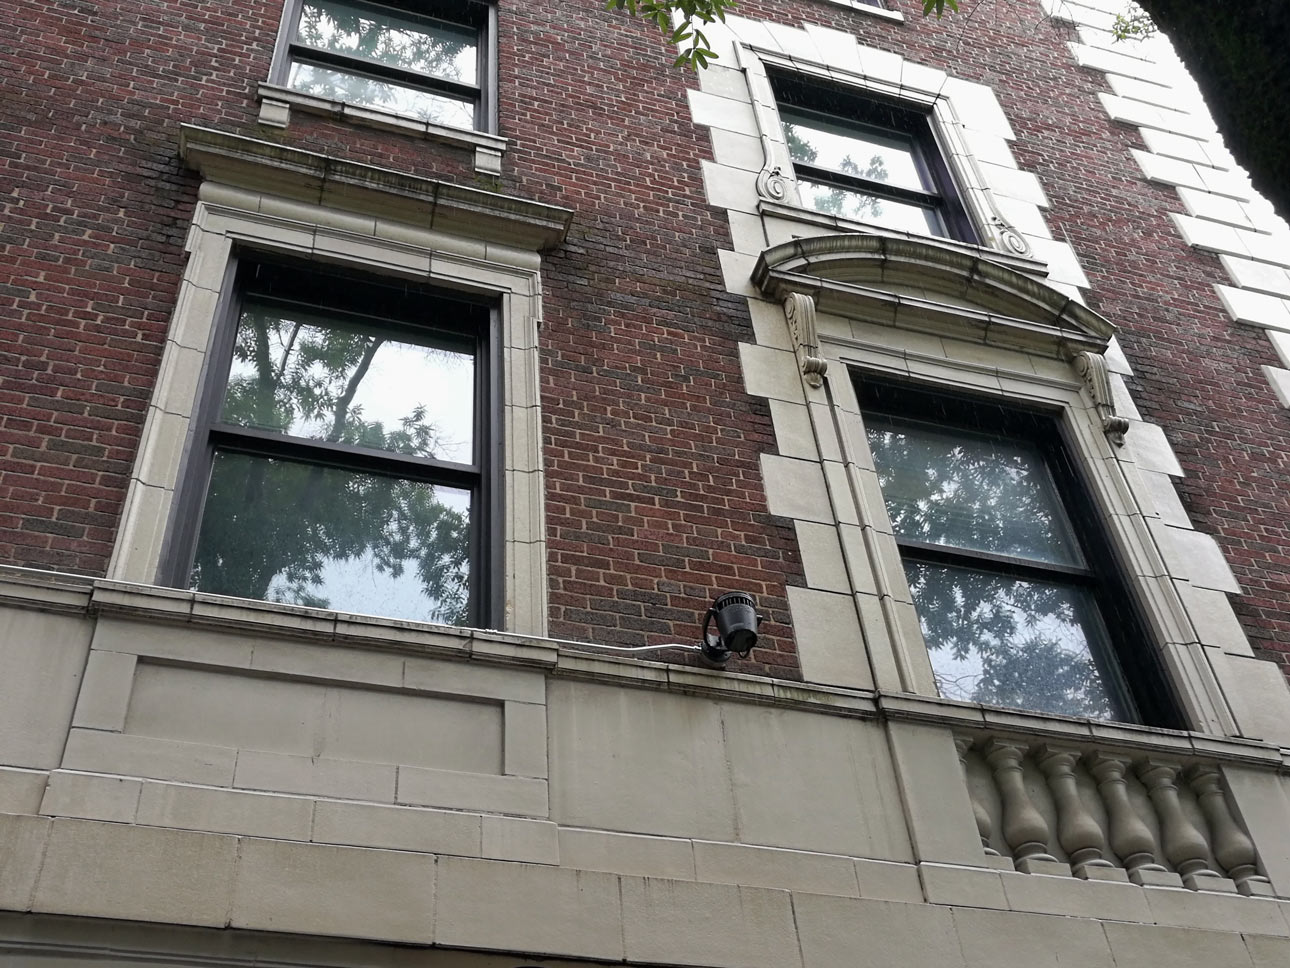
left=4, top=0, right=1290, bottom=964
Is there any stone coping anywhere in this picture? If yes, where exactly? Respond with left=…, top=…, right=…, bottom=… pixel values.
left=0, top=565, right=1282, bottom=768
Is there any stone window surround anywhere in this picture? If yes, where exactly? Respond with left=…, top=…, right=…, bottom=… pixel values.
left=735, top=41, right=1035, bottom=260
left=108, top=125, right=573, bottom=638
left=746, top=232, right=1267, bottom=741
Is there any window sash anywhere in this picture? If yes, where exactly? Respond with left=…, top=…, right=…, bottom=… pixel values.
left=278, top=0, right=489, bottom=129
left=169, top=258, right=499, bottom=628
left=856, top=377, right=1172, bottom=724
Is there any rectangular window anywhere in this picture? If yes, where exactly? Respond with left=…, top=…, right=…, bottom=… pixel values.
left=772, top=74, right=975, bottom=241
left=169, top=259, right=499, bottom=627
left=858, top=378, right=1180, bottom=726
left=275, top=0, right=493, bottom=131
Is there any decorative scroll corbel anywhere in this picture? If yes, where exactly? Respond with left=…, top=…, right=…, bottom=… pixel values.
left=1074, top=351, right=1130, bottom=447
left=783, top=292, right=827, bottom=387
left=756, top=164, right=788, bottom=202
left=988, top=214, right=1031, bottom=257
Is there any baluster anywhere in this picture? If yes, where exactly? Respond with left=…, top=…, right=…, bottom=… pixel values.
left=1087, top=752, right=1167, bottom=879
left=1138, top=759, right=1219, bottom=883
left=955, top=737, right=1000, bottom=857
left=1185, top=764, right=1271, bottom=894
left=984, top=739, right=1056, bottom=868
left=1037, top=745, right=1111, bottom=874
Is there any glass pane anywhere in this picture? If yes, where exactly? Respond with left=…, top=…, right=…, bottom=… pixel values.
left=191, top=451, right=472, bottom=625
left=906, top=561, right=1117, bottom=720
left=782, top=109, right=928, bottom=193
left=288, top=61, right=475, bottom=128
left=866, top=417, right=1081, bottom=566
left=796, top=177, right=944, bottom=236
left=295, top=0, right=477, bottom=83
left=221, top=300, right=475, bottom=465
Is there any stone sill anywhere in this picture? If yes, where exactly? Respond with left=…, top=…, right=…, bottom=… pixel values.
left=820, top=0, right=906, bottom=22
left=0, top=565, right=1283, bottom=767
left=255, top=83, right=507, bottom=176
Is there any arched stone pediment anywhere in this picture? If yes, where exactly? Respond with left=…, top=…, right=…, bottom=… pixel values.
left=751, top=233, right=1114, bottom=358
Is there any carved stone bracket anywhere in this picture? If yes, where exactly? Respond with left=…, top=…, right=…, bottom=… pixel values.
left=1074, top=351, right=1131, bottom=447
left=783, top=292, right=827, bottom=387
left=988, top=214, right=1031, bottom=257
left=755, top=164, right=788, bottom=202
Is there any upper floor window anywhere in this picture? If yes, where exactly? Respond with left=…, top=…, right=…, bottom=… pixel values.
left=772, top=73, right=976, bottom=241
left=275, top=0, right=493, bottom=131
left=859, top=378, right=1179, bottom=726
left=169, top=259, right=499, bottom=627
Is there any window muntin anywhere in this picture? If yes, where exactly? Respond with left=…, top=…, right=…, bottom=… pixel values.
left=772, top=75, right=974, bottom=241
left=859, top=379, right=1179, bottom=726
left=281, top=0, right=488, bottom=130
left=177, top=260, right=496, bottom=627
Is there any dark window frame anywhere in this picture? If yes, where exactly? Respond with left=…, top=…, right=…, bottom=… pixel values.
left=269, top=0, right=498, bottom=133
left=856, top=375, right=1183, bottom=728
left=162, top=253, right=504, bottom=629
left=772, top=72, right=977, bottom=242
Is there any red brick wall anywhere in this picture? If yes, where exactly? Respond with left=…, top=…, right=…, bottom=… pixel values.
left=2, top=0, right=1287, bottom=677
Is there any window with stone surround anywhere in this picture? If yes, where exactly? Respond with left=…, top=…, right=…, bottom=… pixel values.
left=857, top=376, right=1179, bottom=726
left=270, top=0, right=495, bottom=132
left=771, top=73, right=977, bottom=242
left=165, top=258, right=500, bottom=627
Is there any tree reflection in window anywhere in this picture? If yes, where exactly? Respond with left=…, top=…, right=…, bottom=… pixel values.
left=189, top=290, right=482, bottom=626
left=865, top=410, right=1124, bottom=721
left=286, top=0, right=479, bottom=129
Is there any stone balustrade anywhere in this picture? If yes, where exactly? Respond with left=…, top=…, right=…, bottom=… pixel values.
left=955, top=732, right=1275, bottom=896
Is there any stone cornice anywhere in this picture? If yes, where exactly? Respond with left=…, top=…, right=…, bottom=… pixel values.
left=178, top=125, right=573, bottom=252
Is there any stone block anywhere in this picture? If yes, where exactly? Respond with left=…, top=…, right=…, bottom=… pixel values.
left=693, top=841, right=859, bottom=897
left=0, top=609, right=93, bottom=770
left=396, top=765, right=547, bottom=817
left=0, top=814, right=52, bottom=911
left=952, top=906, right=1116, bottom=968
left=1002, top=871, right=1152, bottom=923
left=503, top=701, right=548, bottom=779
left=312, top=799, right=479, bottom=857
left=796, top=892, right=966, bottom=968
left=1143, top=884, right=1289, bottom=937
left=0, top=767, right=48, bottom=814
left=919, top=864, right=1007, bottom=908
left=795, top=521, right=851, bottom=594
left=230, top=838, right=435, bottom=943
left=234, top=750, right=396, bottom=802
left=1210, top=653, right=1290, bottom=746
left=1103, top=921, right=1255, bottom=968
left=785, top=585, right=873, bottom=692
left=62, top=730, right=237, bottom=787
left=436, top=857, right=623, bottom=960
left=136, top=781, right=314, bottom=841
left=70, top=649, right=137, bottom=732
left=40, top=771, right=140, bottom=823
left=855, top=859, right=923, bottom=902
left=759, top=454, right=832, bottom=523
left=1247, top=935, right=1290, bottom=968
left=739, top=342, right=807, bottom=404
left=622, top=877, right=800, bottom=968
left=482, top=815, right=559, bottom=865
left=402, top=654, right=546, bottom=704
left=558, top=827, right=695, bottom=880
left=720, top=702, right=907, bottom=860
left=33, top=819, right=237, bottom=927
left=885, top=722, right=985, bottom=866
left=247, top=639, right=404, bottom=688
left=547, top=679, right=735, bottom=840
